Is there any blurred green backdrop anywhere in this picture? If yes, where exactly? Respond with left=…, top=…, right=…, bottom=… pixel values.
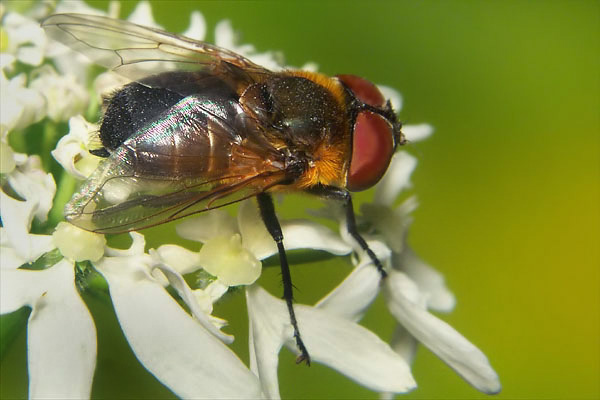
left=1, top=1, right=598, bottom=399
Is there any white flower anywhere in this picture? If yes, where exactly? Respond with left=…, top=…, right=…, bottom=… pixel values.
left=316, top=239, right=392, bottom=321
left=215, top=20, right=285, bottom=71
left=367, top=151, right=456, bottom=312
left=4, top=155, right=55, bottom=224
left=384, top=271, right=501, bottom=394
left=92, top=232, right=264, bottom=398
left=171, top=199, right=422, bottom=398
left=376, top=85, right=433, bottom=142
left=46, top=1, right=118, bottom=83
left=92, top=3, right=204, bottom=100
left=2, top=161, right=263, bottom=398
left=315, top=148, right=501, bottom=395
left=0, top=173, right=96, bottom=399
left=54, top=0, right=120, bottom=17
left=53, top=221, right=106, bottom=262
left=0, top=135, right=17, bottom=173
left=1, top=11, right=47, bottom=66
left=52, top=115, right=101, bottom=179
left=29, top=65, right=89, bottom=122
left=247, top=284, right=416, bottom=399
left=402, top=123, right=434, bottom=142
left=0, top=190, right=54, bottom=270
left=182, top=11, right=207, bottom=41
left=170, top=201, right=414, bottom=398
left=126, top=0, right=161, bottom=28
left=0, top=258, right=98, bottom=399
left=0, top=72, right=46, bottom=132
left=174, top=200, right=352, bottom=283
left=378, top=85, right=403, bottom=112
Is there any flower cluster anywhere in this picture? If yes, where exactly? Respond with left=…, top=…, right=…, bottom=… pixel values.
left=0, top=1, right=500, bottom=398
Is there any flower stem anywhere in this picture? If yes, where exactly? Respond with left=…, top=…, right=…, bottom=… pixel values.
left=0, top=307, right=30, bottom=361
left=48, top=171, right=77, bottom=226
left=42, top=121, right=58, bottom=172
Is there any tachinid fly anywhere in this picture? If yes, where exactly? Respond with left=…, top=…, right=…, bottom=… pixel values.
left=42, top=13, right=405, bottom=364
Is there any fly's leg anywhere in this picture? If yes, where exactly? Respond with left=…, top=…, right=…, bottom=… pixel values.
left=256, top=193, right=311, bottom=365
left=308, top=185, right=387, bottom=278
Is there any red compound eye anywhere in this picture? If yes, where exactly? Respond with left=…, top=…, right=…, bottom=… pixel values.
left=337, top=74, right=385, bottom=107
left=347, top=111, right=394, bottom=192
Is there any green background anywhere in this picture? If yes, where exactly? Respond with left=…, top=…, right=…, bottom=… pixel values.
left=1, top=1, right=598, bottom=399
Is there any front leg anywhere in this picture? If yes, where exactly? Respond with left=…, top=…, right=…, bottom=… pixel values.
left=256, top=193, right=311, bottom=365
left=307, top=185, right=387, bottom=278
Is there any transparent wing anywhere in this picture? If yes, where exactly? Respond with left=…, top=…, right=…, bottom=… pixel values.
left=42, top=13, right=271, bottom=82
left=65, top=156, right=287, bottom=234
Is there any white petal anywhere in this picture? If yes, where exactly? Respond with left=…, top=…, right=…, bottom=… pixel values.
left=0, top=73, right=45, bottom=131
left=213, top=20, right=283, bottom=70
left=189, top=281, right=230, bottom=317
left=248, top=285, right=416, bottom=395
left=182, top=11, right=206, bottom=40
left=176, top=209, right=238, bottom=243
left=27, top=260, right=97, bottom=399
left=296, top=62, right=319, bottom=72
left=204, top=280, right=229, bottom=302
left=0, top=266, right=34, bottom=314
left=47, top=46, right=92, bottom=93
left=0, top=237, right=28, bottom=270
left=54, top=0, right=110, bottom=15
left=384, top=271, right=501, bottom=394
left=0, top=80, right=24, bottom=131
left=95, top=255, right=263, bottom=398
left=377, top=85, right=403, bottom=112
left=0, top=190, right=36, bottom=259
left=0, top=259, right=97, bottom=398
left=395, top=195, right=419, bottom=218
left=0, top=139, right=16, bottom=173
left=151, top=258, right=234, bottom=344
left=154, top=244, right=202, bottom=275
left=21, top=233, right=54, bottom=265
left=373, top=151, right=417, bottom=206
left=29, top=66, right=89, bottom=122
left=246, top=286, right=284, bottom=399
left=403, top=123, right=434, bottom=142
left=3, top=12, right=46, bottom=67
left=0, top=228, right=54, bottom=270
left=295, top=299, right=416, bottom=394
left=237, top=200, right=275, bottom=259
left=239, top=199, right=352, bottom=260
left=359, top=203, right=408, bottom=253
left=7, top=155, right=56, bottom=222
left=0, top=53, right=16, bottom=71
left=51, top=115, right=100, bottom=179
left=397, top=247, right=456, bottom=312
left=127, top=1, right=161, bottom=29
left=215, top=20, right=253, bottom=55
left=281, top=219, right=352, bottom=255
left=315, top=255, right=382, bottom=322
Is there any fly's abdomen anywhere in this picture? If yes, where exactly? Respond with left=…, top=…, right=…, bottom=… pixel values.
left=100, top=72, right=247, bottom=179
left=125, top=95, right=244, bottom=179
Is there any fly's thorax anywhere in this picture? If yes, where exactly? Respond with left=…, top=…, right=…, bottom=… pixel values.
left=239, top=71, right=352, bottom=189
left=240, top=73, right=349, bottom=145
